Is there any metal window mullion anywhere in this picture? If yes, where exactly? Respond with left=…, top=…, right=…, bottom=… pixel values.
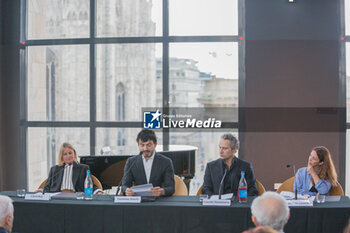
left=238, top=0, right=246, bottom=159
left=168, top=35, right=238, bottom=43
left=21, top=121, right=142, bottom=128
left=339, top=0, right=347, bottom=191
left=90, top=0, right=96, bottom=155
left=20, top=0, right=28, bottom=189
left=24, top=36, right=238, bottom=46
left=162, top=0, right=170, bottom=151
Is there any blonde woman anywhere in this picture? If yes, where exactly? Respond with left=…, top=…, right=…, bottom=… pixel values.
left=294, top=146, right=338, bottom=196
left=43, top=142, right=100, bottom=193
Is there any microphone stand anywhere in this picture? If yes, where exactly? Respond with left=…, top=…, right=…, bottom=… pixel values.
left=287, top=164, right=297, bottom=200
left=42, top=163, right=71, bottom=194
left=218, top=168, right=228, bottom=200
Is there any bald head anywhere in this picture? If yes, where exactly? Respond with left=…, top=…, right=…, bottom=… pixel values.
left=251, top=192, right=290, bottom=231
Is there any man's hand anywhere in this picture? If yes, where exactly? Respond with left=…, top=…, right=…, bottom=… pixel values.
left=125, top=188, right=135, bottom=196
left=150, top=186, right=165, bottom=196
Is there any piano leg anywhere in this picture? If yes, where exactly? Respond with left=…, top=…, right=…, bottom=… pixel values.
left=183, top=178, right=191, bottom=192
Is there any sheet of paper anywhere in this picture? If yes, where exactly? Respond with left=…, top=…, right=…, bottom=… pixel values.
left=280, top=191, right=309, bottom=200
left=51, top=192, right=77, bottom=199
left=131, top=184, right=154, bottom=196
left=209, top=193, right=233, bottom=200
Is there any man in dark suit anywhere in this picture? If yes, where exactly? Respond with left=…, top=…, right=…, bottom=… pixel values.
left=122, top=129, right=175, bottom=196
left=202, top=134, right=258, bottom=196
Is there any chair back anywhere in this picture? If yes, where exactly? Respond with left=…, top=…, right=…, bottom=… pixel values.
left=37, top=175, right=103, bottom=191
left=276, top=176, right=344, bottom=196
left=173, top=175, right=188, bottom=196
left=276, top=176, right=294, bottom=193
left=329, top=181, right=344, bottom=196
left=256, top=180, right=266, bottom=196
left=196, top=185, right=203, bottom=196
left=92, top=175, right=103, bottom=190
left=38, top=179, right=48, bottom=189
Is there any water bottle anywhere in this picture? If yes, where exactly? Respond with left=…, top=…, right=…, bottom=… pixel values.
left=84, top=170, right=93, bottom=200
left=237, top=171, right=247, bottom=203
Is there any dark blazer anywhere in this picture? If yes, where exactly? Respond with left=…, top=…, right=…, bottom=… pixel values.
left=202, top=157, right=258, bottom=196
left=121, top=152, right=175, bottom=196
left=43, top=162, right=97, bottom=193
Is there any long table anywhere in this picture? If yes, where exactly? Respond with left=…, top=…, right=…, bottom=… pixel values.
left=1, top=191, right=349, bottom=233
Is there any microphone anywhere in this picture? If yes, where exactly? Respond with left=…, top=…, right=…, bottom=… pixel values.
left=218, top=168, right=228, bottom=200
left=42, top=163, right=71, bottom=194
left=115, top=152, right=141, bottom=196
left=286, top=164, right=297, bottom=200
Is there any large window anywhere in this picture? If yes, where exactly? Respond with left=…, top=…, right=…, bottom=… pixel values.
left=23, top=0, right=241, bottom=194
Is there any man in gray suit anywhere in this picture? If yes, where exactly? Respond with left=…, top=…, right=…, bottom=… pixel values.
left=122, top=129, right=175, bottom=196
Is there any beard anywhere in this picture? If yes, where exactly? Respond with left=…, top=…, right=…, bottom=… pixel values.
left=142, top=151, right=153, bottom=157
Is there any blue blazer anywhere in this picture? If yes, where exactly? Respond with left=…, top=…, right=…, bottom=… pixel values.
left=202, top=157, right=258, bottom=196
left=121, top=152, right=175, bottom=196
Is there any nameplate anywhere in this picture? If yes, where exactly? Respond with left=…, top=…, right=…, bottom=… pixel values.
left=287, top=199, right=313, bottom=206
left=202, top=199, right=231, bottom=206
left=24, top=193, right=51, bottom=201
left=114, top=196, right=141, bottom=203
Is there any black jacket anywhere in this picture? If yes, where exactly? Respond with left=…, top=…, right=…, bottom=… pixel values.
left=202, top=157, right=258, bottom=196
left=43, top=162, right=97, bottom=192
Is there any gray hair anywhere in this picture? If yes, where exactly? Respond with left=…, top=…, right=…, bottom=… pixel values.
left=251, top=192, right=289, bottom=231
left=0, top=195, right=13, bottom=222
left=221, top=134, right=239, bottom=150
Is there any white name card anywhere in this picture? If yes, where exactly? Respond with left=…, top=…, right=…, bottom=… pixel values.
left=24, top=193, right=51, bottom=201
left=287, top=199, right=313, bottom=206
left=202, top=199, right=231, bottom=206
left=114, top=196, right=141, bottom=203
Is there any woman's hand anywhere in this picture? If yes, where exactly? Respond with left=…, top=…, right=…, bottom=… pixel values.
left=307, top=164, right=315, bottom=175
left=308, top=164, right=320, bottom=185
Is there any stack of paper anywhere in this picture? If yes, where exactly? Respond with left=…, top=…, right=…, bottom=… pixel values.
left=209, top=193, right=233, bottom=200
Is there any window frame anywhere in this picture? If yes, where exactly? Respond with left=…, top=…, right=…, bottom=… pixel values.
left=20, top=0, right=244, bottom=188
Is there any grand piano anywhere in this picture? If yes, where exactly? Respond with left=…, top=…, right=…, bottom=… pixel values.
left=80, top=147, right=196, bottom=190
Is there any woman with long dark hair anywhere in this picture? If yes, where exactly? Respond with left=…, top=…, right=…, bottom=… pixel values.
left=294, top=146, right=338, bottom=196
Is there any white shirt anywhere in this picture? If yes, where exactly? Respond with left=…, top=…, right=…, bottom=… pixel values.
left=60, top=164, right=74, bottom=191
left=142, top=152, right=155, bottom=183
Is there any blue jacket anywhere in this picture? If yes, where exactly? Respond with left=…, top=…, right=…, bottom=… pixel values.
left=293, top=167, right=331, bottom=195
left=0, top=227, right=9, bottom=233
